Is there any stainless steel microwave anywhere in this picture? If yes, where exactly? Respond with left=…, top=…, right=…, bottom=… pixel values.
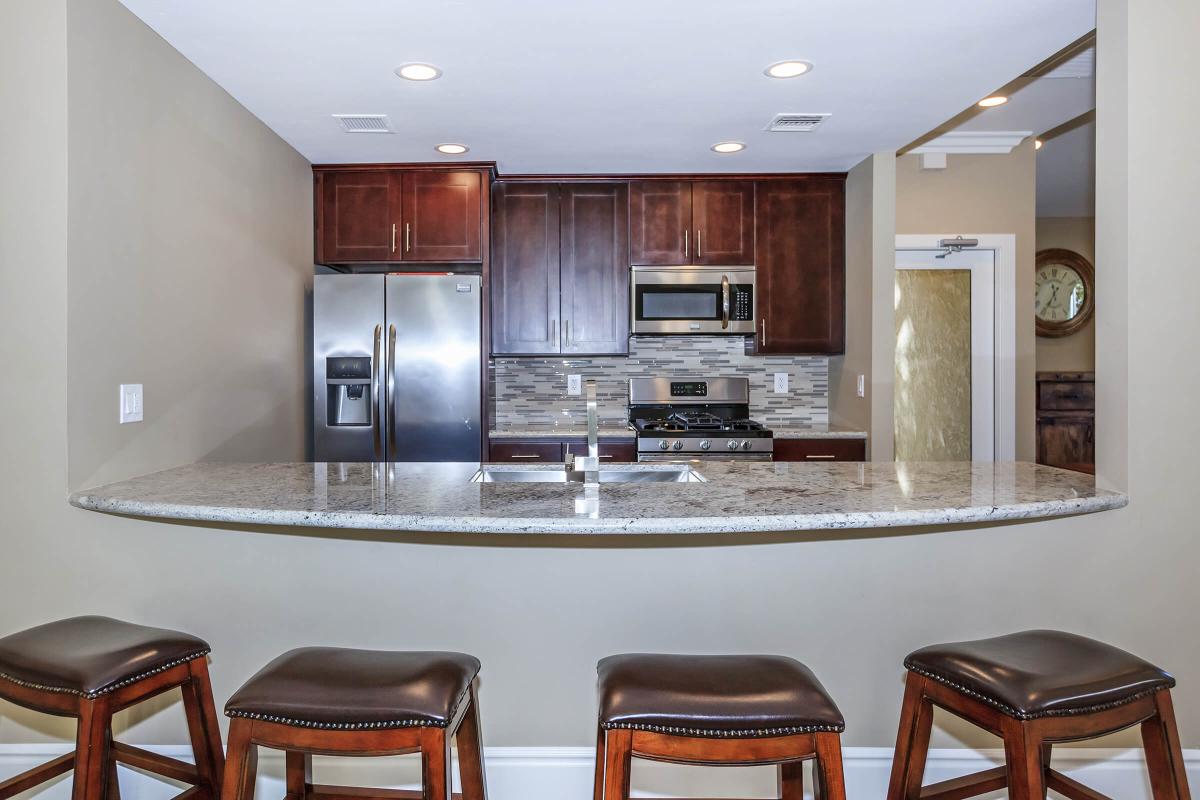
left=631, top=265, right=755, bottom=335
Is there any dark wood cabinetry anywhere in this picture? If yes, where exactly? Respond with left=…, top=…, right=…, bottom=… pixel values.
left=1036, top=372, right=1095, bottom=474
left=630, top=181, right=754, bottom=266
left=753, top=179, right=845, bottom=354
left=488, top=438, right=637, bottom=463
left=314, top=167, right=485, bottom=265
left=491, top=182, right=628, bottom=356
left=773, top=438, right=865, bottom=462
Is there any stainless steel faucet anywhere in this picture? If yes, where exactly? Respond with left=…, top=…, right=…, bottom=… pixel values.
left=567, top=380, right=600, bottom=485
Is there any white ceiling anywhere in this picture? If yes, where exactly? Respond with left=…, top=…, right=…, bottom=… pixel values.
left=117, top=0, right=1095, bottom=174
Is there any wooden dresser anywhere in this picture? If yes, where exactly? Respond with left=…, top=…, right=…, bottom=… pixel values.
left=1036, top=371, right=1095, bottom=474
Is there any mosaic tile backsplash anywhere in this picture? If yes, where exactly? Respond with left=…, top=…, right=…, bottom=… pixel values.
left=490, top=336, right=828, bottom=429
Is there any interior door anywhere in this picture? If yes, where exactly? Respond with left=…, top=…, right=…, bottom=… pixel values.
left=401, top=171, right=482, bottom=261
left=491, top=183, right=561, bottom=354
left=692, top=181, right=754, bottom=265
left=560, top=184, right=629, bottom=355
left=630, top=181, right=692, bottom=265
left=318, top=171, right=402, bottom=264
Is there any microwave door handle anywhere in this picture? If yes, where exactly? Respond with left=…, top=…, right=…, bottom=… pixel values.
left=387, top=323, right=397, bottom=460
left=372, top=324, right=383, bottom=461
left=721, top=275, right=730, bottom=330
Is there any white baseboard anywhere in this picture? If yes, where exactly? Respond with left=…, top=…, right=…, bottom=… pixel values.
left=2, top=744, right=1197, bottom=800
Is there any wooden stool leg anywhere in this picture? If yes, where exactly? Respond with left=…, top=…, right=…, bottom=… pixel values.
left=104, top=728, right=121, bottom=800
left=1001, top=720, right=1046, bottom=800
left=285, top=753, right=312, bottom=800
left=1040, top=743, right=1052, bottom=800
left=1142, top=690, right=1192, bottom=800
left=886, top=673, right=934, bottom=800
left=422, top=729, right=453, bottom=800
left=593, top=725, right=606, bottom=800
left=182, top=659, right=226, bottom=800
left=814, top=734, right=847, bottom=800
left=72, top=698, right=114, bottom=800
left=601, top=729, right=632, bottom=800
left=455, top=686, right=488, bottom=800
left=221, top=720, right=259, bottom=800
left=779, top=761, right=804, bottom=800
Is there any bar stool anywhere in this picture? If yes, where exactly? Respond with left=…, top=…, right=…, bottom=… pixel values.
left=887, top=629, right=1191, bottom=800
left=594, top=654, right=847, bottom=800
left=0, top=616, right=224, bottom=800
left=221, top=647, right=487, bottom=800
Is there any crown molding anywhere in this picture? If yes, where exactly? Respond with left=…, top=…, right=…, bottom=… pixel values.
left=910, top=130, right=1033, bottom=155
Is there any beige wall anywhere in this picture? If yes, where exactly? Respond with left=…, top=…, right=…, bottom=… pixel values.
left=829, top=157, right=873, bottom=435
left=1035, top=217, right=1097, bottom=372
left=895, top=146, right=1038, bottom=460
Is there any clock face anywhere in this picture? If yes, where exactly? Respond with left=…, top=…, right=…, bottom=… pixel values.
left=1035, top=263, right=1087, bottom=323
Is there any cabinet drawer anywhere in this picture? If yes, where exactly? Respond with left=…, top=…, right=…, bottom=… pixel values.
left=564, top=440, right=638, bottom=463
left=1038, top=381, right=1095, bottom=410
left=488, top=441, right=563, bottom=462
left=773, top=439, right=866, bottom=462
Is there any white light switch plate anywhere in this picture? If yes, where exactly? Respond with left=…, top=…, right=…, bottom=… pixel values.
left=567, top=374, right=582, bottom=396
left=119, top=384, right=143, bottom=423
left=773, top=372, right=789, bottom=393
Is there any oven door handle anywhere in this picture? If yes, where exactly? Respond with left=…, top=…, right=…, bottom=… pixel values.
left=721, top=275, right=730, bottom=330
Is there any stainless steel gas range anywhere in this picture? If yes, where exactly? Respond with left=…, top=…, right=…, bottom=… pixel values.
left=628, top=377, right=774, bottom=461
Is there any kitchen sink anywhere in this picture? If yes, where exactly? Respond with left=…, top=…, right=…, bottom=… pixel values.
left=470, top=465, right=706, bottom=483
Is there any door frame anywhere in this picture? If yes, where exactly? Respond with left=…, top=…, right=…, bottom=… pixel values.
left=895, top=234, right=1016, bottom=461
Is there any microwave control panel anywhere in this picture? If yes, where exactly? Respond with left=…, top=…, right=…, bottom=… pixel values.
left=731, top=286, right=754, bottom=321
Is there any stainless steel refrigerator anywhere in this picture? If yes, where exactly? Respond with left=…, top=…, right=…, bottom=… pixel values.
left=313, top=273, right=482, bottom=462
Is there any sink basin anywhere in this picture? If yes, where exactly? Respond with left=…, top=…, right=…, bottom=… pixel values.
left=470, top=465, right=706, bottom=483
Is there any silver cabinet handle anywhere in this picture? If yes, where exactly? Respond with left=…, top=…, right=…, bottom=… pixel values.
left=683, top=229, right=688, bottom=259
left=806, top=454, right=836, bottom=460
left=391, top=224, right=397, bottom=254
left=697, top=229, right=702, bottom=259
left=510, top=454, right=542, bottom=459
left=551, top=318, right=558, bottom=347
left=721, top=275, right=730, bottom=330
left=372, top=324, right=383, bottom=461
left=387, top=324, right=397, bottom=458
left=405, top=222, right=411, bottom=252
left=565, top=319, right=571, bottom=345
left=761, top=318, right=767, bottom=347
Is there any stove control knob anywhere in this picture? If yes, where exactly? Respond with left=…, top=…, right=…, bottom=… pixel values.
left=672, top=440, right=684, bottom=451
left=658, top=440, right=670, bottom=451
left=741, top=440, right=753, bottom=451
left=727, top=440, right=739, bottom=450
left=699, top=440, right=711, bottom=451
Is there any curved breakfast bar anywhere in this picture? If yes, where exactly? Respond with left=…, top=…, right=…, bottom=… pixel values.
left=68, top=461, right=1125, bottom=535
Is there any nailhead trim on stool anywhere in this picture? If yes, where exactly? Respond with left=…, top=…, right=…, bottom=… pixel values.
left=0, top=650, right=211, bottom=700
left=223, top=683, right=472, bottom=730
left=601, top=721, right=845, bottom=737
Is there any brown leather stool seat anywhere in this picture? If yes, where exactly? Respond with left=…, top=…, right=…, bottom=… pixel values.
left=594, top=654, right=848, bottom=800
left=597, top=653, right=844, bottom=737
left=221, top=647, right=487, bottom=800
left=904, top=629, right=1175, bottom=719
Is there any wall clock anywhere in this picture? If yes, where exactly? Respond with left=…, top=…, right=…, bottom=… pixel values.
left=1035, top=248, right=1095, bottom=337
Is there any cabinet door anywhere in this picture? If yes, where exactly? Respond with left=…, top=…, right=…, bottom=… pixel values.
left=489, top=441, right=563, bottom=462
left=563, top=440, right=638, bottom=463
left=401, top=171, right=482, bottom=261
left=1037, top=417, right=1095, bottom=471
left=629, top=181, right=691, bottom=265
left=317, top=170, right=401, bottom=264
left=773, top=439, right=865, bottom=462
left=491, top=183, right=561, bottom=354
left=560, top=184, right=629, bottom=355
left=754, top=180, right=845, bottom=354
left=692, top=181, right=754, bottom=265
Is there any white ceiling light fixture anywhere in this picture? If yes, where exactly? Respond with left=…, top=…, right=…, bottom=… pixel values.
left=977, top=95, right=1008, bottom=108
left=435, top=143, right=469, bottom=155
left=395, top=63, right=442, bottom=81
left=764, top=60, right=813, bottom=79
left=711, top=141, right=745, bottom=153
left=1035, top=138, right=1044, bottom=150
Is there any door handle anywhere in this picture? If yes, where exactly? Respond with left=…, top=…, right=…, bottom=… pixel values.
left=683, top=229, right=688, bottom=259
left=565, top=319, right=571, bottom=345
left=697, top=229, right=702, bottom=259
left=387, top=324, right=397, bottom=459
left=405, top=223, right=411, bottom=252
left=372, top=324, right=383, bottom=461
left=721, top=275, right=730, bottom=330
left=551, top=318, right=558, bottom=347
left=391, top=224, right=397, bottom=254
left=760, top=318, right=767, bottom=347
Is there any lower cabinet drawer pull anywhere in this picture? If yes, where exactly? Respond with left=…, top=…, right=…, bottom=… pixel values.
left=600, top=455, right=613, bottom=459
left=510, top=454, right=541, bottom=459
left=806, top=454, right=836, bottom=459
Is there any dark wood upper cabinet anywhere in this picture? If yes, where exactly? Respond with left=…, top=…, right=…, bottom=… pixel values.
left=692, top=181, right=754, bottom=265
left=401, top=171, right=482, bottom=262
left=629, top=182, right=691, bottom=265
left=491, top=183, right=561, bottom=355
left=753, top=179, right=845, bottom=354
left=316, top=170, right=402, bottom=264
left=560, top=184, right=629, bottom=355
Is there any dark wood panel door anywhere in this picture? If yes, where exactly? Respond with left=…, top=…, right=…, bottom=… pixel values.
left=491, top=183, right=561, bottom=355
left=1037, top=415, right=1095, bottom=473
left=317, top=170, right=401, bottom=264
left=773, top=439, right=866, bottom=462
left=401, top=171, right=482, bottom=262
left=488, top=441, right=563, bottom=462
left=754, top=180, right=845, bottom=354
left=563, top=440, right=638, bottom=463
left=629, top=181, right=691, bottom=265
left=692, top=181, right=755, bottom=265
left=560, top=184, right=629, bottom=355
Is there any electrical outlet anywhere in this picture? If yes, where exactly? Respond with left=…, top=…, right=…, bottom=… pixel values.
left=857, top=374, right=866, bottom=398
left=119, top=384, right=143, bottom=424
left=567, top=374, right=582, bottom=396
left=773, top=372, right=789, bottom=394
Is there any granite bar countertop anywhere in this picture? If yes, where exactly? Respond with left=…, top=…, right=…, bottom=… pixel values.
left=487, top=425, right=867, bottom=440
left=69, top=461, right=1124, bottom=535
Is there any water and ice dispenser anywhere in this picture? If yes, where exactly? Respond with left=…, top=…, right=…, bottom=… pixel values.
left=325, top=357, right=372, bottom=426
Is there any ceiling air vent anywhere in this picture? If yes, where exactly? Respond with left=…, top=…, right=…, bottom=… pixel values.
left=765, top=113, right=830, bottom=132
left=332, top=114, right=393, bottom=133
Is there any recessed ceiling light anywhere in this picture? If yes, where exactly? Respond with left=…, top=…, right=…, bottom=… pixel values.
left=435, top=143, right=469, bottom=155
left=711, top=141, right=745, bottom=153
left=1035, top=138, right=1044, bottom=150
left=764, top=60, right=813, bottom=79
left=395, top=63, right=442, bottom=81
left=977, top=95, right=1008, bottom=108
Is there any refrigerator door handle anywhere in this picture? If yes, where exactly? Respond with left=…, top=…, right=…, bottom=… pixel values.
left=387, top=323, right=398, bottom=459
left=372, top=324, right=383, bottom=461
